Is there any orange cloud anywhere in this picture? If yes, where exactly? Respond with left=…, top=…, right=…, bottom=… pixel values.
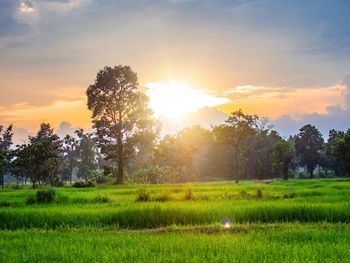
left=218, top=84, right=347, bottom=119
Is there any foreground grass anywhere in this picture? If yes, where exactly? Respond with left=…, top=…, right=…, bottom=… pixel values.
left=1, top=179, right=350, bottom=229
left=1, top=179, right=350, bottom=262
left=1, top=223, right=349, bottom=263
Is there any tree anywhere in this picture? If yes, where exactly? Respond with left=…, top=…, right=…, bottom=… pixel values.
left=272, top=141, right=295, bottom=180
left=333, top=129, right=350, bottom=176
left=0, top=125, right=13, bottom=188
left=212, top=109, right=263, bottom=182
left=87, top=65, right=154, bottom=184
left=59, top=134, right=78, bottom=183
left=152, top=126, right=212, bottom=182
left=12, top=123, right=61, bottom=188
left=75, top=129, right=99, bottom=182
left=322, top=129, right=344, bottom=176
left=295, top=124, right=324, bottom=178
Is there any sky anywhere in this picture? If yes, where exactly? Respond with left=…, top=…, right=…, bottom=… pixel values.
left=1, top=0, right=350, bottom=142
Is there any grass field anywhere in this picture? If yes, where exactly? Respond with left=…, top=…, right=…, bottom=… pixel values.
left=1, top=179, right=350, bottom=262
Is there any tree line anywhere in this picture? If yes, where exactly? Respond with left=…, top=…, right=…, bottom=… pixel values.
left=1, top=65, right=350, bottom=187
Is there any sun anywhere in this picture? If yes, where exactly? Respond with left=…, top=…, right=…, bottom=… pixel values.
left=145, top=80, right=228, bottom=118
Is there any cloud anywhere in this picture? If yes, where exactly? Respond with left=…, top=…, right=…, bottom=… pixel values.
left=55, top=121, right=76, bottom=138
left=272, top=75, right=350, bottom=138
left=12, top=126, right=33, bottom=145
left=14, top=0, right=89, bottom=27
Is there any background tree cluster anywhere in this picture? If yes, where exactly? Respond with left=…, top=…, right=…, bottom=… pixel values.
left=1, top=65, right=350, bottom=187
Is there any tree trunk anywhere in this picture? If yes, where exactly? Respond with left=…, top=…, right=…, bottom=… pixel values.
left=308, top=166, right=314, bottom=179
left=1, top=174, right=4, bottom=189
left=116, top=131, right=124, bottom=184
left=32, top=180, right=36, bottom=189
left=235, top=144, right=239, bottom=183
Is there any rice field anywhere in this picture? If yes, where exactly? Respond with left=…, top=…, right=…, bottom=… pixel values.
left=0, top=179, right=350, bottom=262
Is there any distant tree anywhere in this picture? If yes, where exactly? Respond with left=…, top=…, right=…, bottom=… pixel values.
left=213, top=109, right=263, bottom=182
left=272, top=141, right=296, bottom=180
left=333, top=129, right=350, bottom=176
left=125, top=120, right=160, bottom=175
left=59, top=134, right=78, bottom=183
left=152, top=126, right=212, bottom=182
left=12, top=123, right=61, bottom=188
left=87, top=65, right=155, bottom=184
left=322, top=129, right=344, bottom=176
left=295, top=124, right=324, bottom=178
left=75, top=129, right=99, bottom=182
left=250, top=130, right=283, bottom=180
left=0, top=125, right=13, bottom=188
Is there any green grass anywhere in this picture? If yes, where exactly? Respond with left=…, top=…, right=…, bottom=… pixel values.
left=1, top=179, right=350, bottom=262
left=1, top=223, right=349, bottom=262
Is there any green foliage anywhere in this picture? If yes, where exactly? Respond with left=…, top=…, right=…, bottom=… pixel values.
left=0, top=201, right=11, bottom=207
left=333, top=129, right=350, bottom=176
left=272, top=141, right=296, bottom=179
left=183, top=184, right=193, bottom=200
left=12, top=123, right=62, bottom=188
left=91, top=195, right=110, bottom=203
left=135, top=187, right=151, bottom=202
left=256, top=188, right=263, bottom=199
left=26, top=189, right=57, bottom=205
left=72, top=181, right=95, bottom=188
left=295, top=124, right=324, bottom=178
left=130, top=165, right=165, bottom=184
left=86, top=65, right=157, bottom=184
left=0, top=125, right=13, bottom=188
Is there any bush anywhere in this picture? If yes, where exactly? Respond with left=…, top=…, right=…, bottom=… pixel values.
left=256, top=188, right=263, bottom=199
left=135, top=187, right=150, bottom=202
left=92, top=196, right=110, bottom=203
left=282, top=192, right=297, bottom=199
left=72, top=181, right=95, bottom=188
left=51, top=181, right=64, bottom=187
left=96, top=176, right=113, bottom=185
left=154, top=192, right=173, bottom=202
left=26, top=189, right=57, bottom=205
left=129, top=165, right=165, bottom=184
left=183, top=184, right=193, bottom=200
left=0, top=201, right=11, bottom=207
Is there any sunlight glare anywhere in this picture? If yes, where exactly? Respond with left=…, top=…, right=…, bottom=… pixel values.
left=145, top=81, right=228, bottom=118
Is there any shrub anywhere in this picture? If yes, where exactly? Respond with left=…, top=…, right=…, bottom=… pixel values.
left=130, top=165, right=165, bottom=184
left=51, top=181, right=64, bottom=187
left=92, top=196, right=110, bottom=203
left=238, top=190, right=250, bottom=199
left=183, top=184, right=193, bottom=200
left=282, top=192, right=297, bottom=199
left=135, top=187, right=150, bottom=202
left=26, top=189, right=57, bottom=205
left=72, top=181, right=95, bottom=188
left=0, top=201, right=11, bottom=207
left=256, top=188, right=263, bottom=199
left=154, top=192, right=173, bottom=202
left=96, top=176, right=113, bottom=185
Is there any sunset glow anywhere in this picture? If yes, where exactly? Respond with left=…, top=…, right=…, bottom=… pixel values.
left=145, top=81, right=228, bottom=118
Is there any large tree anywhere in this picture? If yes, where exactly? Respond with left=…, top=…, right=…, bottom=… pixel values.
left=295, top=124, right=324, bottom=178
left=0, top=125, right=13, bottom=188
left=87, top=65, right=154, bottom=184
left=272, top=140, right=295, bottom=180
